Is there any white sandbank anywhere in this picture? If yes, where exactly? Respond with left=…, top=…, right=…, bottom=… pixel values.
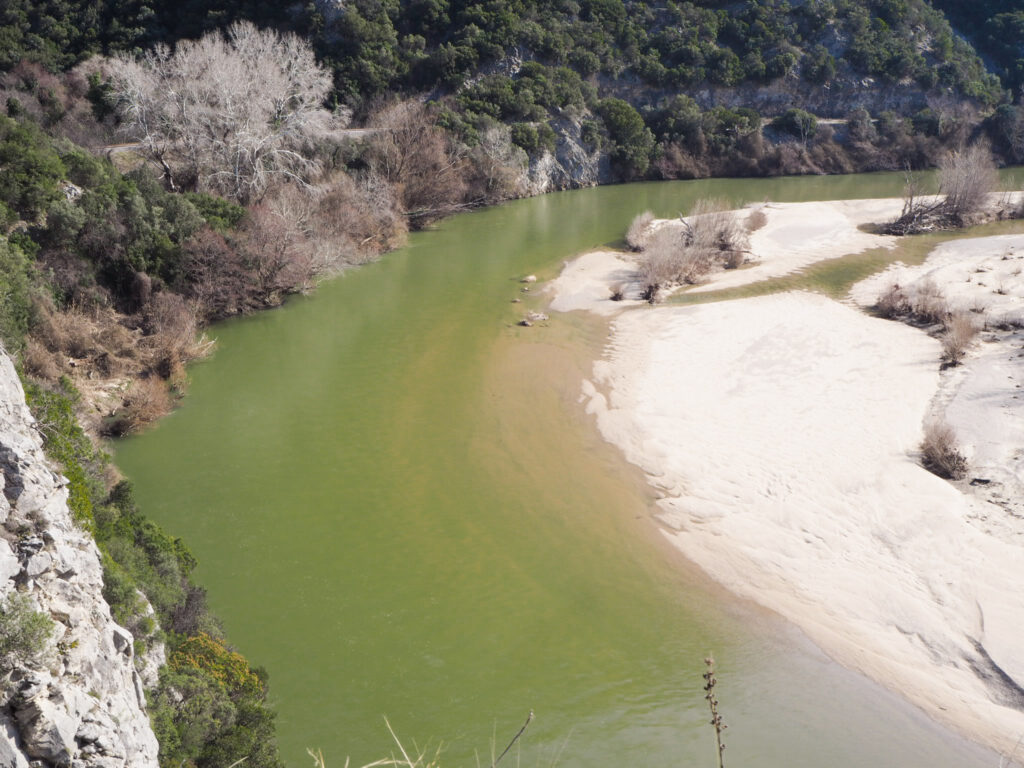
left=695, top=198, right=902, bottom=292
left=548, top=200, right=1024, bottom=755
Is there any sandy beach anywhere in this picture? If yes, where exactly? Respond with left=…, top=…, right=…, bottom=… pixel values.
left=548, top=199, right=1024, bottom=756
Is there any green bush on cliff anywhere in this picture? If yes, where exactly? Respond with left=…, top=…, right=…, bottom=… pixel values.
left=0, top=237, right=36, bottom=353
left=150, top=634, right=282, bottom=768
left=0, top=592, right=54, bottom=670
left=598, top=98, right=655, bottom=176
left=22, top=375, right=105, bottom=528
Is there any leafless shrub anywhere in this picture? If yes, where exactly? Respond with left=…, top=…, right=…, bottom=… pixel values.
left=306, top=171, right=407, bottom=268
left=920, top=420, right=967, bottom=480
left=465, top=125, right=529, bottom=204
left=883, top=144, right=999, bottom=234
left=181, top=226, right=254, bottom=321
left=626, top=211, right=655, bottom=251
left=724, top=249, right=746, bottom=269
left=636, top=199, right=749, bottom=297
left=238, top=204, right=316, bottom=304
left=103, top=377, right=172, bottom=436
left=638, top=227, right=685, bottom=301
left=683, top=198, right=748, bottom=270
left=367, top=100, right=470, bottom=227
left=609, top=283, right=625, bottom=301
left=875, top=283, right=911, bottom=318
left=746, top=207, right=768, bottom=233
left=45, top=308, right=96, bottom=359
left=940, top=143, right=998, bottom=223
left=910, top=280, right=949, bottom=325
left=143, top=293, right=201, bottom=382
left=941, top=311, right=979, bottom=366
left=21, top=339, right=61, bottom=381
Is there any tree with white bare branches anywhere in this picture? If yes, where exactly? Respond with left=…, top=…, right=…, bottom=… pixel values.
left=105, top=21, right=345, bottom=203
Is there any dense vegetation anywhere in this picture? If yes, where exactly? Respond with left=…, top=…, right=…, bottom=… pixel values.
left=0, top=0, right=1011, bottom=182
left=0, top=0, right=1004, bottom=105
left=930, top=0, right=1024, bottom=93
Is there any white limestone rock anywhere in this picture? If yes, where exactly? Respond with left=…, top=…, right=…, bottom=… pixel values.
left=0, top=350, right=160, bottom=768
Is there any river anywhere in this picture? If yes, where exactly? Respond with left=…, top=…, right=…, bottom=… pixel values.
left=115, top=173, right=998, bottom=768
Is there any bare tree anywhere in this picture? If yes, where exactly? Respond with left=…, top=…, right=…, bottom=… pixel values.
left=883, top=143, right=999, bottom=234
left=366, top=100, right=470, bottom=227
left=105, top=22, right=344, bottom=202
left=469, top=125, right=528, bottom=204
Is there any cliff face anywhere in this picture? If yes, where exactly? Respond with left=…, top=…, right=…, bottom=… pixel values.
left=0, top=351, right=159, bottom=768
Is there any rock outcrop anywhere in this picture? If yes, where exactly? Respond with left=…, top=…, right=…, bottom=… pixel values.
left=0, top=350, right=159, bottom=768
left=526, top=117, right=611, bottom=195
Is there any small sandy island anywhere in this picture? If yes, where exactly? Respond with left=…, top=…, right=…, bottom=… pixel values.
left=547, top=198, right=1024, bottom=756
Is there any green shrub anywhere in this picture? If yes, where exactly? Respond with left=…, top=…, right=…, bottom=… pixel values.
left=0, top=114, right=65, bottom=223
left=0, top=592, right=54, bottom=669
left=0, top=237, right=36, bottom=353
left=772, top=108, right=818, bottom=141
left=23, top=375, right=105, bottom=529
left=597, top=98, right=655, bottom=176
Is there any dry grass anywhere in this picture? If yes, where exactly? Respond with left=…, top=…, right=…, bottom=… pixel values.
left=940, top=311, right=979, bottom=366
left=625, top=211, right=655, bottom=251
left=920, top=420, right=968, bottom=480
left=20, top=339, right=61, bottom=380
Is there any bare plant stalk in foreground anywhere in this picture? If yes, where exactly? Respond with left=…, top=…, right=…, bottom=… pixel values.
left=307, top=711, right=533, bottom=768
left=704, top=656, right=727, bottom=768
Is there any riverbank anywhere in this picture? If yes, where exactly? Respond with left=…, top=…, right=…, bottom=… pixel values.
left=547, top=198, right=1024, bottom=756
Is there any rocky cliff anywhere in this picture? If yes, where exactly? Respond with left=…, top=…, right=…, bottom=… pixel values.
left=0, top=350, right=159, bottom=768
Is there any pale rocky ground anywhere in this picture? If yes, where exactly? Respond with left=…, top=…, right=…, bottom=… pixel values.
left=0, top=351, right=159, bottom=768
left=547, top=199, right=1024, bottom=757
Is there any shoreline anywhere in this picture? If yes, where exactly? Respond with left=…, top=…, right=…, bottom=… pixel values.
left=547, top=198, right=1024, bottom=756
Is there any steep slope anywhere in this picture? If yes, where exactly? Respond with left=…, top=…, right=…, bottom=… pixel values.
left=0, top=349, right=159, bottom=768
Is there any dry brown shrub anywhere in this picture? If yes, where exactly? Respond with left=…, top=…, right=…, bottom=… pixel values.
left=920, top=420, right=967, bottom=479
left=95, top=321, right=139, bottom=360
left=309, top=171, right=407, bottom=266
left=941, top=311, right=979, bottom=366
left=626, top=211, right=655, bottom=251
left=652, top=142, right=708, bottom=180
left=638, top=228, right=684, bottom=301
left=875, top=283, right=911, bottom=318
left=239, top=204, right=315, bottom=305
left=103, top=378, right=171, bottom=436
left=181, top=227, right=254, bottom=321
left=48, top=309, right=97, bottom=359
left=939, top=143, right=998, bottom=222
left=21, top=339, right=61, bottom=381
left=686, top=199, right=747, bottom=255
left=143, top=292, right=201, bottom=382
left=745, top=208, right=768, bottom=233
left=724, top=249, right=746, bottom=269
left=367, top=100, right=469, bottom=227
left=910, top=280, right=949, bottom=325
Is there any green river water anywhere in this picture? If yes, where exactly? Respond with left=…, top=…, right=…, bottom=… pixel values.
left=115, top=173, right=999, bottom=768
